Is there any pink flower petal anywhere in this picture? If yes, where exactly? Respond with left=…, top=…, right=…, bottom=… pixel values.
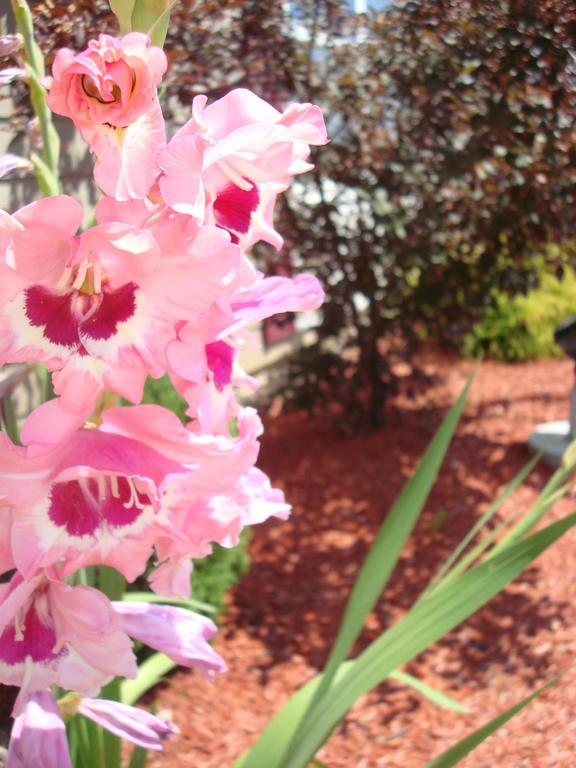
left=7, top=690, right=72, bottom=768
left=89, top=103, right=166, bottom=200
left=77, top=698, right=176, bottom=750
left=158, top=133, right=205, bottom=217
left=113, top=601, right=226, bottom=679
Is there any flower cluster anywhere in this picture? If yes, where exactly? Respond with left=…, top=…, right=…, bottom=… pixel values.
left=0, top=32, right=326, bottom=759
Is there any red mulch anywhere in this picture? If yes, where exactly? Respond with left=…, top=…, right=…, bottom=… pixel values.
left=142, top=354, right=576, bottom=765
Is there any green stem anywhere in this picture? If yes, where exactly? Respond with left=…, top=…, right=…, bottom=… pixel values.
left=98, top=566, right=126, bottom=768
left=11, top=0, right=61, bottom=193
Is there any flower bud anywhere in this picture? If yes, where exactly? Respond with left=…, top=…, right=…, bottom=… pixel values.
left=77, top=698, right=177, bottom=751
left=7, top=690, right=72, bottom=768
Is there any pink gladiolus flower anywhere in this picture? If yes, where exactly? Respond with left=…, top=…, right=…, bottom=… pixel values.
left=0, top=395, right=278, bottom=588
left=0, top=401, right=254, bottom=581
left=0, top=408, right=186, bottom=581
left=113, top=602, right=226, bottom=679
left=7, top=690, right=72, bottom=768
left=158, top=88, right=328, bottom=246
left=47, top=33, right=167, bottom=199
left=76, top=697, right=176, bottom=750
left=0, top=195, right=239, bottom=412
left=0, top=572, right=136, bottom=713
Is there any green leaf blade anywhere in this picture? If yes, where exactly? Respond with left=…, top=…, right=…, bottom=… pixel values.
left=282, top=512, right=576, bottom=768
left=424, top=678, right=559, bottom=768
left=389, top=671, right=469, bottom=714
left=121, top=653, right=177, bottom=706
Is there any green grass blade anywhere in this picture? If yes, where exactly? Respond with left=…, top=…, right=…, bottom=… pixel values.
left=121, top=653, right=176, bottom=706
left=423, top=453, right=541, bottom=595
left=389, top=671, right=469, bottom=714
left=281, top=512, right=576, bottom=768
left=424, top=678, right=560, bottom=767
left=490, top=469, right=575, bottom=556
left=425, top=483, right=567, bottom=596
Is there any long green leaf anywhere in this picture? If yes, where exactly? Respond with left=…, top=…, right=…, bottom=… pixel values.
left=121, top=653, right=176, bottom=705
left=234, top=664, right=467, bottom=768
left=242, top=377, right=472, bottom=768
left=389, top=671, right=469, bottom=714
left=280, top=512, right=576, bottom=768
left=252, top=377, right=473, bottom=768
left=490, top=446, right=576, bottom=555
left=128, top=746, right=149, bottom=768
left=234, top=663, right=353, bottom=768
left=423, top=452, right=541, bottom=595
left=424, top=677, right=559, bottom=767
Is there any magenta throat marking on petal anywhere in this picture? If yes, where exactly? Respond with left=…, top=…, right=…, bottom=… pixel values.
left=0, top=602, right=64, bottom=665
left=48, top=476, right=150, bottom=538
left=25, top=286, right=80, bottom=348
left=24, top=282, right=138, bottom=349
left=205, top=341, right=234, bottom=391
left=213, top=181, right=260, bottom=236
left=80, top=282, right=137, bottom=341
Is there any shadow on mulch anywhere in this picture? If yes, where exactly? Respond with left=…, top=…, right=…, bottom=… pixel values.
left=226, top=362, right=570, bottom=697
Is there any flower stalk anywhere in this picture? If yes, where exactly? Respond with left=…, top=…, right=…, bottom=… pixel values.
left=10, top=0, right=61, bottom=194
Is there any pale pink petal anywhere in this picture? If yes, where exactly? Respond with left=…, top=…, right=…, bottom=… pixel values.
left=201, top=88, right=280, bottom=138
left=50, top=581, right=137, bottom=684
left=0, top=508, right=15, bottom=576
left=10, top=225, right=74, bottom=285
left=78, top=223, right=160, bottom=286
left=0, top=154, right=32, bottom=179
left=7, top=690, right=72, bottom=768
left=148, top=557, right=193, bottom=598
left=77, top=698, right=175, bottom=751
left=138, top=224, right=240, bottom=321
left=95, top=195, right=161, bottom=227
left=158, top=133, right=205, bottom=217
left=90, top=103, right=166, bottom=200
left=223, top=273, right=325, bottom=335
left=13, top=195, right=83, bottom=235
left=113, top=601, right=226, bottom=678
left=20, top=397, right=91, bottom=451
left=277, top=102, right=328, bottom=144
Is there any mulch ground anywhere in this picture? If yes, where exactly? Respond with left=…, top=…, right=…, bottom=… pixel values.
left=148, top=351, right=576, bottom=768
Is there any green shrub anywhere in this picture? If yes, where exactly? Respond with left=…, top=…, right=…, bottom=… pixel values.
left=192, top=533, right=251, bottom=613
left=463, top=266, right=576, bottom=362
left=142, top=374, right=188, bottom=422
